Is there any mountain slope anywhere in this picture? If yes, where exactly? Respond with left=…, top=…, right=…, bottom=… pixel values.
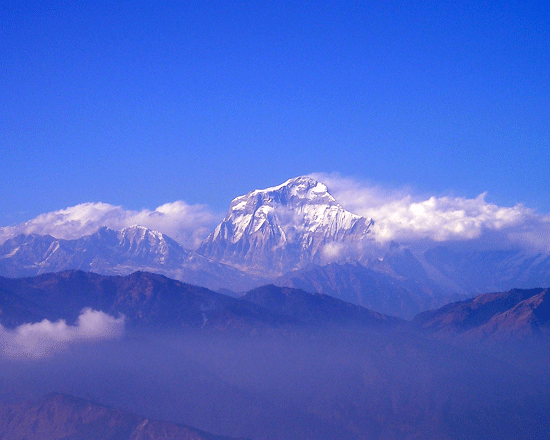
left=0, top=226, right=189, bottom=276
left=423, top=245, right=550, bottom=293
left=242, top=284, right=402, bottom=327
left=0, top=271, right=279, bottom=330
left=197, top=176, right=373, bottom=276
left=0, top=271, right=398, bottom=331
left=4, top=176, right=550, bottom=320
left=414, top=287, right=550, bottom=339
left=0, top=393, right=244, bottom=440
left=273, top=260, right=465, bottom=319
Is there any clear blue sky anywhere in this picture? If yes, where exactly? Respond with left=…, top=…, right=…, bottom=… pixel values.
left=1, top=1, right=549, bottom=225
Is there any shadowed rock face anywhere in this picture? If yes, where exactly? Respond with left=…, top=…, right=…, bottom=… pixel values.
left=0, top=393, right=245, bottom=440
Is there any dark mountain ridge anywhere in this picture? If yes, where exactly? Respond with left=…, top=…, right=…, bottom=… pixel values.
left=0, top=270, right=401, bottom=331
left=0, top=392, right=245, bottom=440
left=414, top=287, right=550, bottom=339
left=0, top=270, right=276, bottom=331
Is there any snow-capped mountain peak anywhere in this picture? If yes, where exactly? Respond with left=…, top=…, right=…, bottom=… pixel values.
left=113, top=225, right=171, bottom=261
left=197, top=176, right=374, bottom=276
left=117, top=225, right=168, bottom=249
left=238, top=176, right=336, bottom=205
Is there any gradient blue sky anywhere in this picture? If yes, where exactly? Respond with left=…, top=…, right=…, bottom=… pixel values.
left=2, top=1, right=549, bottom=225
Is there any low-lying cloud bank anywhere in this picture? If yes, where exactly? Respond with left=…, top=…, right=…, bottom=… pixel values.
left=0, top=201, right=218, bottom=249
left=0, top=309, right=125, bottom=359
left=312, top=173, right=550, bottom=252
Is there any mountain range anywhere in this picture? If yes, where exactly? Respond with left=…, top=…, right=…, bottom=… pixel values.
left=0, top=225, right=266, bottom=293
left=2, top=270, right=548, bottom=340
left=0, top=270, right=401, bottom=332
left=1, top=176, right=550, bottom=319
left=0, top=270, right=549, bottom=440
left=1, top=176, right=549, bottom=439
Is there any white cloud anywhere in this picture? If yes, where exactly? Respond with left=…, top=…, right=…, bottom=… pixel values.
left=364, top=193, right=531, bottom=242
left=321, top=242, right=345, bottom=260
left=0, top=201, right=220, bottom=249
left=311, top=173, right=550, bottom=252
left=2, top=175, right=550, bottom=255
left=0, top=308, right=125, bottom=359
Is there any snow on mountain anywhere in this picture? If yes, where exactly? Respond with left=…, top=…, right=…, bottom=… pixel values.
left=116, top=225, right=173, bottom=261
left=2, top=176, right=549, bottom=318
left=0, top=226, right=188, bottom=277
left=0, top=226, right=266, bottom=292
left=197, top=176, right=374, bottom=276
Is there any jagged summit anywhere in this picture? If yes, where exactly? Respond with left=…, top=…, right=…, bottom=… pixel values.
left=240, top=176, right=337, bottom=206
left=115, top=224, right=173, bottom=258
left=0, top=225, right=189, bottom=276
left=197, top=176, right=374, bottom=276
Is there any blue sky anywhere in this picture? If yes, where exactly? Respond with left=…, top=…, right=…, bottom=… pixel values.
left=1, top=1, right=549, bottom=226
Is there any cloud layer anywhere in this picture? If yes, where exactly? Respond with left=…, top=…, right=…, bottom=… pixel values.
left=0, top=201, right=219, bottom=249
left=0, top=308, right=125, bottom=359
left=1, top=175, right=549, bottom=254
left=312, top=173, right=550, bottom=252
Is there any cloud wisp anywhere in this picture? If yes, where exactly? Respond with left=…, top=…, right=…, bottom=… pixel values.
left=0, top=309, right=125, bottom=359
left=0, top=201, right=219, bottom=249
